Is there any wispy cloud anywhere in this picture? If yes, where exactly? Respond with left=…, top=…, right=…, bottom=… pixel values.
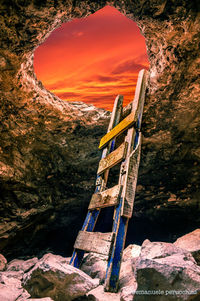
left=112, top=59, right=147, bottom=75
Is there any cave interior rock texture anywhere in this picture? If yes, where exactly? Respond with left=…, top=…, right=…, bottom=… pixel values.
left=0, top=0, right=200, bottom=259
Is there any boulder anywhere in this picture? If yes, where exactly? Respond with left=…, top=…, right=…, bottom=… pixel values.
left=7, top=257, right=38, bottom=273
left=27, top=297, right=54, bottom=301
left=134, top=240, right=200, bottom=300
left=0, top=274, right=30, bottom=301
left=122, top=244, right=141, bottom=263
left=0, top=283, right=23, bottom=301
left=80, top=253, right=107, bottom=283
left=80, top=245, right=140, bottom=300
left=23, top=253, right=99, bottom=301
left=0, top=254, right=7, bottom=271
left=119, top=245, right=140, bottom=301
left=120, top=286, right=136, bottom=301
left=174, top=229, right=200, bottom=265
left=86, top=285, right=120, bottom=301
left=80, top=244, right=140, bottom=286
left=0, top=270, right=24, bottom=281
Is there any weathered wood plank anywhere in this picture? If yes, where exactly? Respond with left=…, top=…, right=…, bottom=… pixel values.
left=107, top=95, right=123, bottom=133
left=122, top=133, right=141, bottom=218
left=70, top=95, right=123, bottom=267
left=99, top=111, right=136, bottom=150
left=97, top=142, right=128, bottom=175
left=74, top=231, right=115, bottom=256
left=88, top=185, right=121, bottom=210
left=132, top=69, right=149, bottom=129
left=120, top=69, right=149, bottom=218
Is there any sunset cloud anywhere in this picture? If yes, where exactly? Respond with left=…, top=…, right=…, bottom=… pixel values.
left=34, top=5, right=149, bottom=111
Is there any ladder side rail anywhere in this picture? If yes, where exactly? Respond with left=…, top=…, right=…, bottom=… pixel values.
left=104, top=125, right=135, bottom=292
left=121, top=69, right=149, bottom=218
left=70, top=95, right=123, bottom=267
left=98, top=95, right=123, bottom=191
left=104, top=69, right=149, bottom=291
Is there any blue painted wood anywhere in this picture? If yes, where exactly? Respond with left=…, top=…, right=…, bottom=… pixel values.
left=69, top=138, right=116, bottom=266
left=108, top=215, right=128, bottom=291
left=105, top=127, right=140, bottom=291
left=105, top=198, right=122, bottom=283
left=70, top=96, right=123, bottom=268
left=69, top=209, right=100, bottom=266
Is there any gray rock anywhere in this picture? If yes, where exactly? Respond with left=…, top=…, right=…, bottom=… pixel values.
left=174, top=229, right=200, bottom=265
left=87, top=285, right=120, bottom=301
left=81, top=253, right=107, bottom=283
left=0, top=283, right=22, bottom=301
left=122, top=245, right=141, bottom=263
left=120, top=286, right=136, bottom=301
left=80, top=245, right=139, bottom=300
left=119, top=245, right=140, bottom=301
left=0, top=254, right=7, bottom=271
left=27, top=297, right=54, bottom=301
left=0, top=270, right=24, bottom=281
left=134, top=240, right=200, bottom=300
left=0, top=274, right=30, bottom=301
left=120, top=259, right=135, bottom=288
left=23, top=253, right=99, bottom=301
left=7, top=257, right=38, bottom=273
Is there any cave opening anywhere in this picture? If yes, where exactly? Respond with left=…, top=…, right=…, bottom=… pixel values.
left=33, top=5, right=149, bottom=111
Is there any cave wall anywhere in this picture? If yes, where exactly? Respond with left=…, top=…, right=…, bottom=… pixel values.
left=0, top=0, right=199, bottom=258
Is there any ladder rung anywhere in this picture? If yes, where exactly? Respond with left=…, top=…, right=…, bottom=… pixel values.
left=97, top=142, right=128, bottom=175
left=88, top=184, right=121, bottom=210
left=74, top=231, right=115, bottom=256
left=99, top=111, right=136, bottom=149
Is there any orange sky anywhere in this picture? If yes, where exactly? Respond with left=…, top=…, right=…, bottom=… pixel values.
left=34, top=6, right=149, bottom=111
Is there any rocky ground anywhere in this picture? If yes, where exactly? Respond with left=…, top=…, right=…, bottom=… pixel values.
left=0, top=229, right=200, bottom=301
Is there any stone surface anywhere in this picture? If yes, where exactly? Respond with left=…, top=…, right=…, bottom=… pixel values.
left=174, top=229, right=200, bottom=265
left=23, top=253, right=99, bottom=301
left=0, top=283, right=23, bottom=301
left=0, top=270, right=24, bottom=281
left=81, top=253, right=108, bottom=284
left=87, top=285, right=120, bottom=301
left=134, top=239, right=200, bottom=300
left=27, top=297, right=54, bottom=301
left=0, top=273, right=30, bottom=301
left=81, top=244, right=140, bottom=286
left=7, top=257, right=38, bottom=272
left=0, top=253, right=7, bottom=271
left=119, top=245, right=139, bottom=301
left=0, top=0, right=200, bottom=258
left=122, top=244, right=141, bottom=262
left=80, top=245, right=139, bottom=300
left=120, top=286, right=136, bottom=301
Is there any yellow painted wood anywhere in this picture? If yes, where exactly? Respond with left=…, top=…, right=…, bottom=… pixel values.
left=99, top=111, right=136, bottom=149
left=88, top=185, right=121, bottom=210
left=97, top=142, right=128, bottom=175
left=74, top=231, right=115, bottom=256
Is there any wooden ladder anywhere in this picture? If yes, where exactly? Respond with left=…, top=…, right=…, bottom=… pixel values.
left=70, top=69, right=149, bottom=292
